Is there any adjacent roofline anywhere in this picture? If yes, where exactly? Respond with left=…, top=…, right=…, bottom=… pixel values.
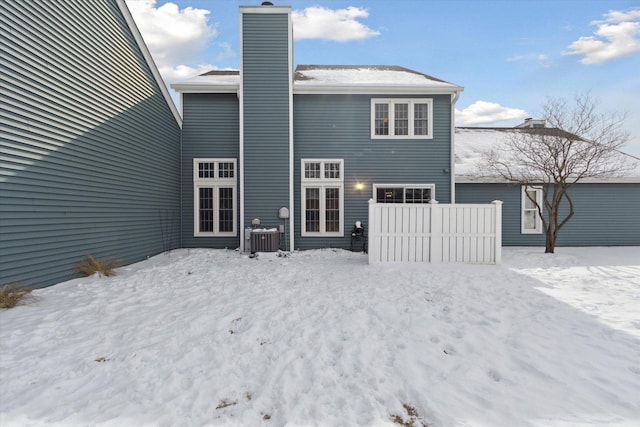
left=115, top=0, right=182, bottom=127
left=455, top=176, right=640, bottom=184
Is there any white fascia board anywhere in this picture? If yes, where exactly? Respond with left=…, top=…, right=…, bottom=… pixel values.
left=293, top=84, right=464, bottom=95
left=115, top=0, right=183, bottom=128
left=170, top=84, right=239, bottom=94
left=239, top=10, right=245, bottom=251
left=287, top=11, right=295, bottom=252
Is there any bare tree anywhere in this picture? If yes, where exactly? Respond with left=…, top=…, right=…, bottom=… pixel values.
left=483, top=93, right=634, bottom=253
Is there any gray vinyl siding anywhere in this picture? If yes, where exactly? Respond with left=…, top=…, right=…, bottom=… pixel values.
left=181, top=93, right=240, bottom=249
left=241, top=12, right=291, bottom=233
left=0, top=0, right=181, bottom=287
left=293, top=94, right=453, bottom=250
left=456, top=182, right=640, bottom=246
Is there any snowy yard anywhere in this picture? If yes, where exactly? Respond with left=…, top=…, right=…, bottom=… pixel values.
left=1, top=247, right=639, bottom=426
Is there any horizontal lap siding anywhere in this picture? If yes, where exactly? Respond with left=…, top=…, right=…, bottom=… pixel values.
left=293, top=94, right=452, bottom=250
left=0, top=0, right=181, bottom=287
left=242, top=13, right=291, bottom=232
left=181, top=93, right=240, bottom=248
left=455, top=183, right=640, bottom=246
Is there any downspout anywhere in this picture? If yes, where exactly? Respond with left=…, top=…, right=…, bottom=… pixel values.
left=450, top=90, right=461, bottom=203
left=238, top=12, right=245, bottom=251
left=179, top=98, right=183, bottom=249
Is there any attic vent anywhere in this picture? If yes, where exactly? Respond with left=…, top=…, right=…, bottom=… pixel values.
left=261, top=1, right=274, bottom=5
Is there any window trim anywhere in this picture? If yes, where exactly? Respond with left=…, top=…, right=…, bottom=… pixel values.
left=301, top=159, right=344, bottom=237
left=521, top=185, right=543, bottom=234
left=193, top=158, right=237, bottom=237
left=372, top=184, right=436, bottom=203
left=370, top=98, right=434, bottom=139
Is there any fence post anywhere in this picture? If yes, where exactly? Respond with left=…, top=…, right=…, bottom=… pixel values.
left=429, top=200, right=441, bottom=263
left=492, top=200, right=503, bottom=264
left=368, top=199, right=376, bottom=264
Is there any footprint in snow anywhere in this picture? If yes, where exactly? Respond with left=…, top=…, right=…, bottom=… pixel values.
left=488, top=369, right=501, bottom=382
left=443, top=344, right=456, bottom=355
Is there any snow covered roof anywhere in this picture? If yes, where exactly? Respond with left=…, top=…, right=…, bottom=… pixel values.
left=171, top=66, right=463, bottom=95
left=171, top=70, right=240, bottom=93
left=455, top=127, right=640, bottom=183
left=293, top=65, right=462, bottom=94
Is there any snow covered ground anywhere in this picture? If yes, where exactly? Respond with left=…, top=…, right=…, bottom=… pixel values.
left=1, top=247, right=639, bottom=427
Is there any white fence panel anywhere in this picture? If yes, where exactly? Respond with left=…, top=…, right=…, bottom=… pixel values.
left=368, top=200, right=503, bottom=265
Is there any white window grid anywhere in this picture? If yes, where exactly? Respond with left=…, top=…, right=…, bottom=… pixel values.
left=193, top=158, right=237, bottom=237
left=301, top=159, right=344, bottom=236
left=370, top=98, right=433, bottom=139
left=521, top=185, right=543, bottom=234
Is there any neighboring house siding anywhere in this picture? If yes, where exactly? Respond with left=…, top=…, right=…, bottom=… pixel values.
left=293, top=94, right=452, bottom=250
left=456, top=183, right=640, bottom=246
left=181, top=93, right=240, bottom=248
left=0, top=0, right=181, bottom=287
left=242, top=12, right=291, bottom=233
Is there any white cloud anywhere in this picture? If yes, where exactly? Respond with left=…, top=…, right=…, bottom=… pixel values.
left=456, top=101, right=528, bottom=126
left=506, top=53, right=552, bottom=68
left=564, top=8, right=640, bottom=64
left=126, top=0, right=218, bottom=77
left=292, top=6, right=380, bottom=41
left=158, top=64, right=221, bottom=83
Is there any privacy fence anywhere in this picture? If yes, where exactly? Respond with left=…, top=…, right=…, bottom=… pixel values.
left=368, top=200, right=503, bottom=265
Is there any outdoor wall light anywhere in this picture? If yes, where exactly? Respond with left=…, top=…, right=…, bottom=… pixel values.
left=355, top=182, right=365, bottom=191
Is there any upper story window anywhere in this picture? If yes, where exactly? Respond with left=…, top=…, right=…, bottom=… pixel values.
left=371, top=99, right=433, bottom=139
left=301, top=159, right=344, bottom=237
left=373, top=184, right=435, bottom=204
left=521, top=186, right=543, bottom=234
left=193, top=159, right=237, bottom=237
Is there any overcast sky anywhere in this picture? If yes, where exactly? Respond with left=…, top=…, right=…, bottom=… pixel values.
left=126, top=0, right=640, bottom=156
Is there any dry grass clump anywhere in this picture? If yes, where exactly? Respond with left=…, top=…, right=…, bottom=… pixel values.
left=0, top=285, right=36, bottom=309
left=390, top=403, right=428, bottom=427
left=75, top=255, right=118, bottom=277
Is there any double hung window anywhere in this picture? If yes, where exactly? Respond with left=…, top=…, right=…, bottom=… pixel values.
left=193, top=159, right=237, bottom=236
left=302, top=159, right=344, bottom=236
left=371, top=99, right=433, bottom=139
left=521, top=186, right=543, bottom=234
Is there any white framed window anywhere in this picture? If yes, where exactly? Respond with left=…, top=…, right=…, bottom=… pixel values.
left=521, top=186, right=543, bottom=234
left=373, top=184, right=435, bottom=204
left=371, top=98, right=433, bottom=139
left=193, top=158, right=237, bottom=237
left=301, top=159, right=344, bottom=236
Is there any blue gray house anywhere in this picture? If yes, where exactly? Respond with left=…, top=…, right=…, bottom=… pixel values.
left=454, top=122, right=640, bottom=246
left=3, top=2, right=638, bottom=288
left=172, top=4, right=464, bottom=252
left=1, top=0, right=182, bottom=287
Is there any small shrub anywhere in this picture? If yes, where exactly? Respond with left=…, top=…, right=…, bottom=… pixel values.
left=75, top=255, right=118, bottom=277
left=0, top=285, right=36, bottom=309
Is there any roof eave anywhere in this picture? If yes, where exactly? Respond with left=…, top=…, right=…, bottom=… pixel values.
left=170, top=83, right=239, bottom=94
left=115, top=0, right=183, bottom=127
left=293, top=84, right=464, bottom=95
